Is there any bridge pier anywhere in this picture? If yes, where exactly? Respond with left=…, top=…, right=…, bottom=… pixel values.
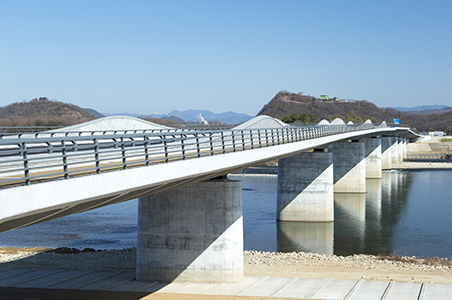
left=381, top=136, right=392, bottom=170
left=390, top=137, right=399, bottom=165
left=330, top=140, right=366, bottom=193
left=136, top=177, right=243, bottom=283
left=363, top=137, right=382, bottom=179
left=277, top=149, right=334, bottom=222
left=403, top=137, right=408, bottom=159
left=398, top=137, right=404, bottom=162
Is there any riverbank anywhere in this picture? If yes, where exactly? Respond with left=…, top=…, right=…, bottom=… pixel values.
left=1, top=247, right=451, bottom=285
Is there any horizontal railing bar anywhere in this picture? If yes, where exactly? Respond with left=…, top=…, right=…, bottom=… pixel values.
left=0, top=123, right=399, bottom=189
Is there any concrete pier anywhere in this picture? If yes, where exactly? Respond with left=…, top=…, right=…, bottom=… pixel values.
left=277, top=149, right=334, bottom=222
left=402, top=137, right=407, bottom=159
left=390, top=137, right=399, bottom=165
left=331, top=141, right=366, bottom=193
left=381, top=136, right=392, bottom=170
left=137, top=178, right=243, bottom=283
left=398, top=137, right=404, bottom=162
left=363, top=137, right=382, bottom=179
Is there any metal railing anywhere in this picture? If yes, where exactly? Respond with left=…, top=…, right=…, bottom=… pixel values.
left=0, top=123, right=386, bottom=189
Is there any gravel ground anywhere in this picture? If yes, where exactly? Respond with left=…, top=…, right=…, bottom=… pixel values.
left=392, top=161, right=452, bottom=169
left=1, top=247, right=451, bottom=284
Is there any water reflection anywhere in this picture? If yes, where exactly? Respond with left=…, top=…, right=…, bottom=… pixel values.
left=333, top=193, right=366, bottom=255
left=277, top=222, right=333, bottom=255
left=276, top=171, right=413, bottom=256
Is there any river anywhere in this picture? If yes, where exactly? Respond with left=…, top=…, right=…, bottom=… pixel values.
left=1, top=170, right=451, bottom=258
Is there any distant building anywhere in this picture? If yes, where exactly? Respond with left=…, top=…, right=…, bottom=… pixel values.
left=429, top=131, right=445, bottom=136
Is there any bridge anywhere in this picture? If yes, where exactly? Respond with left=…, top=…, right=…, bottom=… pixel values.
left=0, top=115, right=419, bottom=283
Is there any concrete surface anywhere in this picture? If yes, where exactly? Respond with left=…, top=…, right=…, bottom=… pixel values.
left=330, top=141, right=366, bottom=193
left=277, top=150, right=334, bottom=222
left=0, top=268, right=451, bottom=299
left=363, top=137, right=382, bottom=179
left=381, top=137, right=392, bottom=170
left=137, top=178, right=243, bottom=283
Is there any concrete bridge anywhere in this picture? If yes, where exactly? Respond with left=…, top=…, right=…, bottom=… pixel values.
left=0, top=116, right=419, bottom=283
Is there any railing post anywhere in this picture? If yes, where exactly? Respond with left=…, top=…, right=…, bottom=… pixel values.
left=221, top=131, right=226, bottom=154
left=121, top=137, right=127, bottom=170
left=22, top=142, right=30, bottom=185
left=250, top=130, right=254, bottom=149
left=181, top=134, right=186, bottom=160
left=144, top=136, right=150, bottom=166
left=232, top=131, right=236, bottom=152
left=210, top=132, right=214, bottom=156
left=163, top=135, right=169, bottom=162
left=258, top=130, right=262, bottom=148
left=94, top=138, right=100, bottom=174
left=241, top=130, right=245, bottom=151
left=62, top=140, right=69, bottom=179
left=196, top=134, right=201, bottom=157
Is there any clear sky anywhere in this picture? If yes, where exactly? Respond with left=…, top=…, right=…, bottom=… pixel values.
left=0, top=0, right=451, bottom=115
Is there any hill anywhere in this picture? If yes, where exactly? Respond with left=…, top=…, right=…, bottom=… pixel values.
left=389, top=105, right=452, bottom=115
left=0, top=97, right=96, bottom=127
left=257, top=91, right=452, bottom=133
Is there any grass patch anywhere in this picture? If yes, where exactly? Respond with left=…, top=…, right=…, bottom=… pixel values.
left=441, top=138, right=452, bottom=142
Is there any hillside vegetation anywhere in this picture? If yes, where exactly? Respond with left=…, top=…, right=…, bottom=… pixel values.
left=0, top=97, right=95, bottom=127
left=258, top=91, right=452, bottom=133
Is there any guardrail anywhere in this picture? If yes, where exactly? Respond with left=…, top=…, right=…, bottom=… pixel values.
left=0, top=123, right=386, bottom=189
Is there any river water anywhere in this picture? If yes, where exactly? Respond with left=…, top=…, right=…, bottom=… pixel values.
left=1, top=170, right=451, bottom=258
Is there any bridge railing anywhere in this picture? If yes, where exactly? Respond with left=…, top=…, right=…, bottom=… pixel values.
left=0, top=123, right=388, bottom=188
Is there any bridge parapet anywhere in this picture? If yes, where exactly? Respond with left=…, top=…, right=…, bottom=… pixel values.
left=0, top=121, right=403, bottom=189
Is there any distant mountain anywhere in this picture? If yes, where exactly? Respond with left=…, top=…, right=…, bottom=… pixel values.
left=0, top=97, right=95, bottom=126
left=166, top=110, right=253, bottom=124
left=390, top=105, right=452, bottom=115
left=392, top=105, right=449, bottom=111
left=83, top=108, right=104, bottom=118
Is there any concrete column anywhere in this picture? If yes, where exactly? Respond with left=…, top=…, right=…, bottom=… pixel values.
left=390, top=137, right=399, bottom=165
left=402, top=138, right=407, bottom=159
left=277, top=149, right=334, bottom=222
left=398, top=137, right=404, bottom=162
left=331, top=141, right=366, bottom=193
left=137, top=178, right=243, bottom=283
left=381, top=137, right=392, bottom=170
left=363, top=137, right=382, bottom=179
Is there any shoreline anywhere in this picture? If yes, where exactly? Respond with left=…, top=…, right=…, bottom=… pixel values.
left=1, top=247, right=451, bottom=285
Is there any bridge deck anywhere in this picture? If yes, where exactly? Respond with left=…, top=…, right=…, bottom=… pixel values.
left=0, top=268, right=450, bottom=299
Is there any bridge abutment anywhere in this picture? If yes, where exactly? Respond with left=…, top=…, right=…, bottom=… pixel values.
left=277, top=149, right=334, bottom=222
left=331, top=140, right=366, bottom=193
left=136, top=178, right=243, bottom=283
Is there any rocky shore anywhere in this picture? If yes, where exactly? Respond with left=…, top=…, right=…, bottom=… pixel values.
left=1, top=247, right=451, bottom=284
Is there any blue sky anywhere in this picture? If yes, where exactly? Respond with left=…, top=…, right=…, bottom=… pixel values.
left=0, top=0, right=450, bottom=115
